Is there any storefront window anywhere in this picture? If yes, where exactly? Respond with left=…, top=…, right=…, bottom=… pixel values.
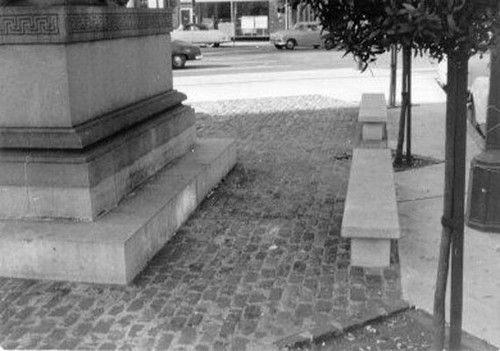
left=234, top=1, right=268, bottom=37
left=195, top=0, right=269, bottom=38
left=197, top=2, right=231, bottom=28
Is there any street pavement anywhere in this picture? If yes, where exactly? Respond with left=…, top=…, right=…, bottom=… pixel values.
left=1, top=56, right=499, bottom=350
left=179, top=64, right=500, bottom=349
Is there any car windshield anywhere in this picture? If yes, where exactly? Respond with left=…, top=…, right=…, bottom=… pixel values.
left=292, top=22, right=320, bottom=31
left=183, top=24, right=209, bottom=31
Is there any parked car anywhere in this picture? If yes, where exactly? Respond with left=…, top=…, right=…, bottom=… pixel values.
left=270, top=21, right=326, bottom=50
left=171, top=23, right=231, bottom=47
left=436, top=53, right=490, bottom=136
left=171, top=40, right=202, bottom=69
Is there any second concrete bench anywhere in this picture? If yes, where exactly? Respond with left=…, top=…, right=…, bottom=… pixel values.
left=359, top=93, right=387, bottom=147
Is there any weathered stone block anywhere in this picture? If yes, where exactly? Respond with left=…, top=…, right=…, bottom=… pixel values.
left=0, top=104, right=196, bottom=221
left=362, top=123, right=385, bottom=141
left=0, top=138, right=237, bottom=284
left=350, top=238, right=391, bottom=267
left=359, top=93, right=387, bottom=144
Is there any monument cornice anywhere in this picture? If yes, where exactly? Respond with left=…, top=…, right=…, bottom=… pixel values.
left=0, top=6, right=172, bottom=44
left=0, top=90, right=187, bottom=150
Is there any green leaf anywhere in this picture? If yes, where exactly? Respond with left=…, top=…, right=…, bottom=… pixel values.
left=402, top=3, right=416, bottom=12
left=447, top=13, right=458, bottom=32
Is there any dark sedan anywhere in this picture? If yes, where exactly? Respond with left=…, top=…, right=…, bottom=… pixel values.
left=171, top=40, right=203, bottom=69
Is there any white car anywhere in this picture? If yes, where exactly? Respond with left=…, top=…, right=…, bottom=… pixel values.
left=436, top=53, right=490, bottom=136
left=270, top=22, right=325, bottom=50
left=171, top=23, right=231, bottom=47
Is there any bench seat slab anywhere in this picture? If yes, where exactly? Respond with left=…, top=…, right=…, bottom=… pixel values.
left=359, top=93, right=387, bottom=123
left=341, top=148, right=400, bottom=239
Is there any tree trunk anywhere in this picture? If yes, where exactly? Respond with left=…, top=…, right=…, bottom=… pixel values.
left=389, top=45, right=398, bottom=107
left=395, top=45, right=411, bottom=165
left=432, top=45, right=469, bottom=351
left=405, top=48, right=412, bottom=165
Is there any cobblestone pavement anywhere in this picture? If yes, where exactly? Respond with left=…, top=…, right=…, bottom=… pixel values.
left=0, top=95, right=408, bottom=351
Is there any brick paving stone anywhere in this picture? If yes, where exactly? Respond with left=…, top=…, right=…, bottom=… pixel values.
left=99, top=342, right=118, bottom=350
left=230, top=337, right=249, bottom=351
left=128, top=324, right=145, bottom=338
left=315, top=300, right=333, bottom=313
left=350, top=286, right=366, bottom=302
left=233, top=294, right=248, bottom=308
left=59, top=338, right=81, bottom=349
left=269, top=288, right=283, bottom=301
left=248, top=292, right=266, bottom=304
left=0, top=95, right=408, bottom=350
left=216, top=297, right=231, bottom=309
left=243, top=305, right=261, bottom=320
left=202, top=287, right=219, bottom=301
left=73, top=322, right=92, bottom=337
left=187, top=313, right=204, bottom=327
left=213, top=340, right=227, bottom=351
left=168, top=316, right=187, bottom=332
left=219, top=311, right=241, bottom=339
left=155, top=333, right=175, bottom=349
left=176, top=306, right=194, bottom=317
left=288, top=272, right=304, bottom=284
left=178, top=326, right=197, bottom=345
left=238, top=319, right=258, bottom=336
left=294, top=304, right=313, bottom=320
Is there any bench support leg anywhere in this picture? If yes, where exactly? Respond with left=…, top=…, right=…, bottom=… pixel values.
left=350, top=238, right=391, bottom=267
left=362, top=123, right=386, bottom=141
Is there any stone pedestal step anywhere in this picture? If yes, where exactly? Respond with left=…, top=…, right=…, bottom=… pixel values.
left=0, top=138, right=236, bottom=285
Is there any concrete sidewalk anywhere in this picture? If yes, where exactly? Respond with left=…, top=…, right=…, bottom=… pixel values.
left=176, top=67, right=445, bottom=105
left=392, top=103, right=500, bottom=348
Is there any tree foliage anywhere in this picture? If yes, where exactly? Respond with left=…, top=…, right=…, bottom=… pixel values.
left=302, top=0, right=498, bottom=66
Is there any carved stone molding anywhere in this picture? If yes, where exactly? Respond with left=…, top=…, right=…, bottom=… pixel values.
left=0, top=6, right=172, bottom=44
left=0, top=90, right=187, bottom=149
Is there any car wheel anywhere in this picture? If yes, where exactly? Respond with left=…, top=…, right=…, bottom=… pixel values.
left=274, top=44, right=284, bottom=50
left=172, top=54, right=186, bottom=69
left=213, top=43, right=220, bottom=48
left=324, top=38, right=335, bottom=50
left=285, top=39, right=296, bottom=50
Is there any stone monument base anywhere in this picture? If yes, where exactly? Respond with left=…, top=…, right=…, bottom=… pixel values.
left=0, top=139, right=236, bottom=285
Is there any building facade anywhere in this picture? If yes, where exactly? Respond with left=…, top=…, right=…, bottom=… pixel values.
left=171, top=0, right=286, bottom=39
left=131, top=0, right=313, bottom=40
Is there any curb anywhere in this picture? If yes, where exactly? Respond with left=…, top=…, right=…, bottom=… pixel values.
left=280, top=305, right=413, bottom=350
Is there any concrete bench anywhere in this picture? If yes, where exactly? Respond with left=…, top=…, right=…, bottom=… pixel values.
left=341, top=148, right=400, bottom=267
left=359, top=93, right=387, bottom=145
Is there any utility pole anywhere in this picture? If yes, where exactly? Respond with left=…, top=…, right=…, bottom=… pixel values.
left=467, top=3, right=500, bottom=233
left=285, top=0, right=288, bottom=30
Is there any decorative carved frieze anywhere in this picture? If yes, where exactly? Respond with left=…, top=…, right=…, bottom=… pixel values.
left=0, top=13, right=60, bottom=35
left=0, top=7, right=172, bottom=44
